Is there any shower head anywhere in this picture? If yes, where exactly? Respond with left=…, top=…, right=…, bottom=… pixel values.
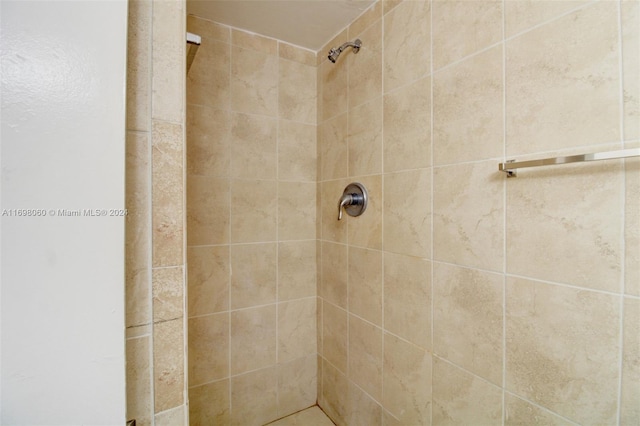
left=327, top=39, right=362, bottom=63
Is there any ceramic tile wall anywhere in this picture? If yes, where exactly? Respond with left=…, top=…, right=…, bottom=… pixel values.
left=125, top=0, right=187, bottom=424
left=317, top=0, right=639, bottom=425
left=185, top=16, right=318, bottom=425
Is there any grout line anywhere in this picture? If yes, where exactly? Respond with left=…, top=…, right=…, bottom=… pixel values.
left=501, top=0, right=508, bottom=423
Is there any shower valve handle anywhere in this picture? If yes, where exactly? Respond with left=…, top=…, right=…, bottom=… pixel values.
left=337, top=183, right=368, bottom=221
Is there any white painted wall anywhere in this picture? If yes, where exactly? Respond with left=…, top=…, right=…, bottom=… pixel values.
left=1, top=1, right=127, bottom=424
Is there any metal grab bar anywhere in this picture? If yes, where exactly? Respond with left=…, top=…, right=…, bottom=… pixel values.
left=499, top=148, right=640, bottom=177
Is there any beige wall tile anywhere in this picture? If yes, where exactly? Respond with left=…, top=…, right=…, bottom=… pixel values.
left=230, top=243, right=277, bottom=309
left=189, top=380, right=230, bottom=426
left=232, top=29, right=277, bottom=54
left=383, top=76, right=431, bottom=173
left=278, top=241, right=316, bottom=301
left=321, top=179, right=349, bottom=243
left=187, top=38, right=230, bottom=109
left=383, top=169, right=431, bottom=258
left=348, top=247, right=382, bottom=326
left=279, top=59, right=317, bottom=124
left=187, top=15, right=230, bottom=43
left=322, top=302, right=348, bottom=374
left=231, top=46, right=278, bottom=116
left=433, top=46, right=503, bottom=165
left=382, top=333, right=432, bottom=424
left=505, top=0, right=590, bottom=38
left=152, top=266, right=184, bottom=322
left=279, top=181, right=316, bottom=241
left=383, top=252, right=431, bottom=349
left=349, top=97, right=383, bottom=177
left=317, top=298, right=323, bottom=357
left=347, top=382, right=383, bottom=426
left=320, top=242, right=348, bottom=308
left=622, top=1, right=639, bottom=140
left=126, top=131, right=151, bottom=328
left=126, top=336, right=152, bottom=426
left=153, top=318, right=185, bottom=413
left=231, top=367, right=278, bottom=426
left=348, top=20, right=382, bottom=110
left=152, top=120, right=184, bottom=267
left=155, top=405, right=185, bottom=426
left=321, top=358, right=348, bottom=425
left=626, top=151, right=640, bottom=296
left=279, top=43, right=316, bottom=67
left=127, top=0, right=151, bottom=132
left=277, top=354, right=317, bottom=416
left=278, top=299, right=317, bottom=362
left=506, top=3, right=620, bottom=156
left=151, top=0, right=184, bottom=122
left=349, top=1, right=382, bottom=40
left=504, top=394, right=574, bottom=426
left=187, top=105, right=230, bottom=177
left=349, top=315, right=383, bottom=402
left=319, top=113, right=348, bottom=180
left=505, top=277, right=620, bottom=424
left=188, top=313, right=229, bottom=386
left=432, top=1, right=502, bottom=70
left=231, top=112, right=277, bottom=179
left=231, top=305, right=277, bottom=375
left=230, top=179, right=277, bottom=243
left=433, top=160, right=504, bottom=272
left=383, top=0, right=430, bottom=93
left=621, top=297, right=640, bottom=424
left=187, top=246, right=229, bottom=316
left=186, top=176, right=229, bottom=246
left=278, top=120, right=317, bottom=182
left=347, top=175, right=382, bottom=250
left=432, top=357, right=503, bottom=424
left=321, top=30, right=349, bottom=120
left=433, top=263, right=503, bottom=384
left=506, top=159, right=623, bottom=292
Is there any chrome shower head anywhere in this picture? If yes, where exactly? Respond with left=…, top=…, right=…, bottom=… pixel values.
left=327, top=39, right=362, bottom=63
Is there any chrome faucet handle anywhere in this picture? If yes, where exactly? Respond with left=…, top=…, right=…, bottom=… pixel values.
left=337, top=183, right=368, bottom=221
left=338, top=193, right=354, bottom=220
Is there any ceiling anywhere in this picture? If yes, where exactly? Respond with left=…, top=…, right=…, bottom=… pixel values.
left=187, top=0, right=376, bottom=52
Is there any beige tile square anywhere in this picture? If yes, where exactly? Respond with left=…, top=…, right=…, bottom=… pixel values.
left=188, top=313, right=229, bottom=386
left=433, top=160, right=504, bottom=272
left=383, top=169, right=431, bottom=258
left=271, top=406, right=333, bottom=426
left=348, top=20, right=382, bottom=109
left=383, top=76, right=431, bottom=173
left=232, top=29, right=277, bottom=54
left=320, top=242, right=348, bottom=308
left=230, top=179, right=277, bottom=243
left=433, top=46, right=503, bottom=165
left=506, top=3, right=620, bottom=156
left=153, top=318, right=185, bottom=413
left=127, top=0, right=151, bottom=132
left=187, top=38, right=230, bottom=109
left=505, top=0, right=590, bottom=38
left=155, top=405, right=185, bottom=426
left=320, top=179, right=349, bottom=244
left=433, top=1, right=502, bottom=70
left=349, top=315, right=383, bottom=402
left=187, top=105, right=230, bottom=177
left=152, top=266, right=184, bottom=323
left=231, top=112, right=277, bottom=179
left=349, top=97, right=383, bottom=177
left=231, top=367, right=278, bottom=426
left=321, top=30, right=349, bottom=120
left=506, top=277, right=620, bottom=424
left=506, top=158, right=623, bottom=292
left=383, top=252, right=431, bottom=349
left=279, top=59, right=317, bottom=124
left=278, top=241, right=316, bottom=301
left=626, top=148, right=640, bottom=296
left=187, top=176, right=229, bottom=246
left=349, top=1, right=382, bottom=45
left=230, top=243, right=277, bottom=309
left=622, top=1, right=639, bottom=140
left=505, top=394, right=574, bottom=426
left=432, top=357, right=503, bottom=424
left=189, top=380, right=230, bottom=426
left=231, top=305, right=277, bottom=375
left=187, top=246, right=229, bottom=316
left=322, top=302, right=348, bottom=374
left=277, top=354, right=317, bottom=417
left=278, top=120, right=317, bottom=182
left=383, top=0, right=430, bottom=93
left=321, top=358, right=348, bottom=425
left=279, top=43, right=316, bottom=67
left=382, top=333, right=431, bottom=424
left=433, top=263, right=503, bottom=385
left=152, top=121, right=184, bottom=267
left=347, top=382, right=382, bottom=426
left=621, top=297, right=640, bottom=424
left=187, top=15, right=230, bottom=43
left=278, top=299, right=317, bottom=362
left=231, top=46, right=278, bottom=116
left=126, top=336, right=152, bottom=426
left=348, top=247, right=382, bottom=326
left=279, top=181, right=316, bottom=241
left=347, top=175, right=382, bottom=250
left=319, top=113, right=348, bottom=181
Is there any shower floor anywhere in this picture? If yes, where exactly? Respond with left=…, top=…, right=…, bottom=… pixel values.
left=265, top=406, right=335, bottom=426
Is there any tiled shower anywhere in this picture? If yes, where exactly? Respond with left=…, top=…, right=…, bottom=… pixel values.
left=126, top=0, right=639, bottom=425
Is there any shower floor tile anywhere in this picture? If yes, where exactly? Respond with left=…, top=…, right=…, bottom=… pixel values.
left=266, top=406, right=335, bottom=426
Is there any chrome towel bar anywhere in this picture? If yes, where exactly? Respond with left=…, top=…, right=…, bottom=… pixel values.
left=498, top=148, right=640, bottom=177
